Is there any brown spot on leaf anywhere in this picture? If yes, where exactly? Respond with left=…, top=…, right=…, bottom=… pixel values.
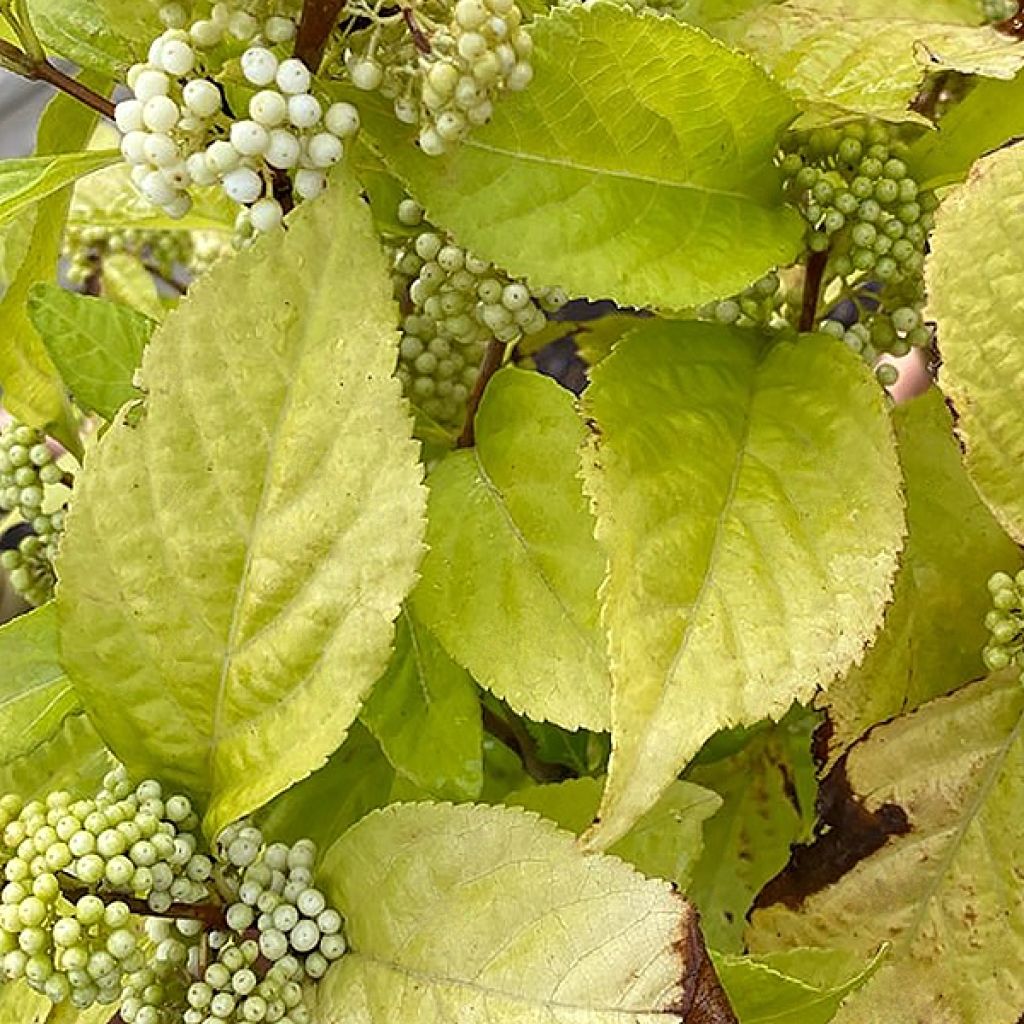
left=753, top=750, right=911, bottom=912
left=667, top=897, right=739, bottom=1023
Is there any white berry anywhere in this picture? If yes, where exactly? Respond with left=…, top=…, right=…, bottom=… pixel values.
left=286, top=93, right=321, bottom=130
left=142, top=95, right=180, bottom=133
left=265, top=129, right=301, bottom=170
left=206, top=139, right=240, bottom=174
left=241, top=47, right=278, bottom=87
left=265, top=16, right=296, bottom=43
left=222, top=167, right=263, bottom=204
left=306, top=132, right=343, bottom=167
left=350, top=59, right=383, bottom=91
left=143, top=132, right=180, bottom=167
left=120, top=131, right=148, bottom=165
left=114, top=99, right=145, bottom=134
left=249, top=90, right=288, bottom=127
left=325, top=102, right=360, bottom=139
left=160, top=39, right=195, bottom=76
left=294, top=169, right=326, bottom=200
left=133, top=69, right=170, bottom=103
left=190, top=18, right=222, bottom=48
left=249, top=198, right=284, bottom=233
left=230, top=120, right=270, bottom=157
left=275, top=58, right=312, bottom=95
left=182, top=79, right=221, bottom=118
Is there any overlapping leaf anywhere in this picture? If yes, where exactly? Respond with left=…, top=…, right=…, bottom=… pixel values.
left=314, top=802, right=737, bottom=1024
left=413, top=367, right=610, bottom=730
left=57, top=174, right=427, bottom=836
left=820, top=390, right=1022, bottom=767
left=363, top=2, right=802, bottom=310
left=926, top=141, right=1024, bottom=543
left=0, top=150, right=120, bottom=228
left=749, top=672, right=1024, bottom=1023
left=581, top=322, right=904, bottom=848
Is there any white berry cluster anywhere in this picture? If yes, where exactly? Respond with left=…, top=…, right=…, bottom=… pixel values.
left=0, top=420, right=68, bottom=606
left=341, top=0, right=533, bottom=154
left=115, top=2, right=360, bottom=235
left=390, top=199, right=567, bottom=427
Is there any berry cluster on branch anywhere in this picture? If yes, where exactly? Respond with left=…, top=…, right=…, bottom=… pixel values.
left=0, top=421, right=68, bottom=606
left=983, top=571, right=1024, bottom=679
left=0, top=767, right=346, bottom=1023
left=389, top=197, right=567, bottom=428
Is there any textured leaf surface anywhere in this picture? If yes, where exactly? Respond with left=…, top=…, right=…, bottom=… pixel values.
left=909, top=74, right=1024, bottom=189
left=28, top=283, right=153, bottom=419
left=506, top=776, right=721, bottom=889
left=365, top=3, right=802, bottom=310
left=582, top=322, right=904, bottom=847
left=727, top=0, right=1024, bottom=124
left=0, top=151, right=120, bottom=228
left=712, top=947, right=881, bottom=1024
left=315, top=802, right=736, bottom=1024
left=686, top=720, right=817, bottom=951
left=926, top=141, right=1024, bottom=543
left=57, top=174, right=426, bottom=836
left=749, top=673, right=1024, bottom=1024
left=413, top=367, right=610, bottom=730
left=0, top=85, right=100, bottom=428
left=100, top=252, right=166, bottom=321
left=28, top=0, right=139, bottom=72
left=0, top=604, right=80, bottom=766
left=361, top=606, right=482, bottom=801
left=821, top=389, right=1022, bottom=767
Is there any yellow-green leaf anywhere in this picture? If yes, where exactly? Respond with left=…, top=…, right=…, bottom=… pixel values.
left=926, top=141, right=1024, bottom=543
left=820, top=389, right=1022, bottom=767
left=0, top=150, right=120, bottom=229
left=56, top=174, right=427, bottom=837
left=749, top=672, right=1024, bottom=1024
left=413, top=367, right=610, bottom=730
left=581, top=323, right=904, bottom=848
left=314, top=802, right=736, bottom=1024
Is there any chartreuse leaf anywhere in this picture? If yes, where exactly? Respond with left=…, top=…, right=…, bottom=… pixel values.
left=412, top=367, right=610, bottom=730
left=56, top=172, right=427, bottom=837
left=314, top=802, right=733, bottom=1024
left=0, top=979, right=51, bottom=1024
left=821, top=390, right=1022, bottom=768
left=749, top=672, right=1024, bottom=1024
left=100, top=251, right=166, bottom=321
left=256, top=724, right=396, bottom=851
left=360, top=606, right=483, bottom=801
left=581, top=322, right=904, bottom=848
left=0, top=150, right=120, bottom=229
left=27, top=283, right=153, bottom=419
left=27, top=0, right=140, bottom=73
left=365, top=3, right=802, bottom=310
left=686, top=718, right=817, bottom=951
left=0, top=82, right=103, bottom=430
left=0, top=604, right=81, bottom=765
left=926, top=142, right=1024, bottom=543
left=909, top=74, right=1024, bottom=189
left=712, top=947, right=882, bottom=1024
left=506, top=776, right=721, bottom=889
left=723, top=0, right=1024, bottom=125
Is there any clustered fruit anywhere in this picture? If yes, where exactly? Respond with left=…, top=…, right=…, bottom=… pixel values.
left=0, top=421, right=68, bottom=607
left=338, top=0, right=533, bottom=154
left=390, top=198, right=567, bottom=428
left=779, top=120, right=937, bottom=383
left=696, top=271, right=785, bottom=330
left=983, top=570, right=1024, bottom=679
left=0, top=765, right=346, bottom=1023
left=115, top=3, right=360, bottom=234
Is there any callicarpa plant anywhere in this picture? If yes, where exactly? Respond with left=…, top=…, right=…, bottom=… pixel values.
left=0, top=0, right=1023, bottom=1020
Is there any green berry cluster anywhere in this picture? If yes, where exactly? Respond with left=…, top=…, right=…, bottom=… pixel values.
left=0, top=768, right=208, bottom=1010
left=697, top=271, right=784, bottom=329
left=64, top=226, right=194, bottom=288
left=0, top=769, right=347, bottom=1023
left=390, top=198, right=567, bottom=428
left=982, top=0, right=1018, bottom=23
left=982, top=570, right=1024, bottom=677
left=340, top=0, right=533, bottom=155
left=0, top=420, right=68, bottom=606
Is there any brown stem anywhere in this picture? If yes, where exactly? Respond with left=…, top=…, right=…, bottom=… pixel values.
left=798, top=248, right=828, bottom=333
left=60, top=881, right=228, bottom=930
left=142, top=263, right=188, bottom=296
left=481, top=705, right=572, bottom=784
left=456, top=338, right=505, bottom=448
left=294, top=0, right=348, bottom=71
left=269, top=166, right=296, bottom=216
left=401, top=7, right=432, bottom=54
left=0, top=39, right=115, bottom=119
